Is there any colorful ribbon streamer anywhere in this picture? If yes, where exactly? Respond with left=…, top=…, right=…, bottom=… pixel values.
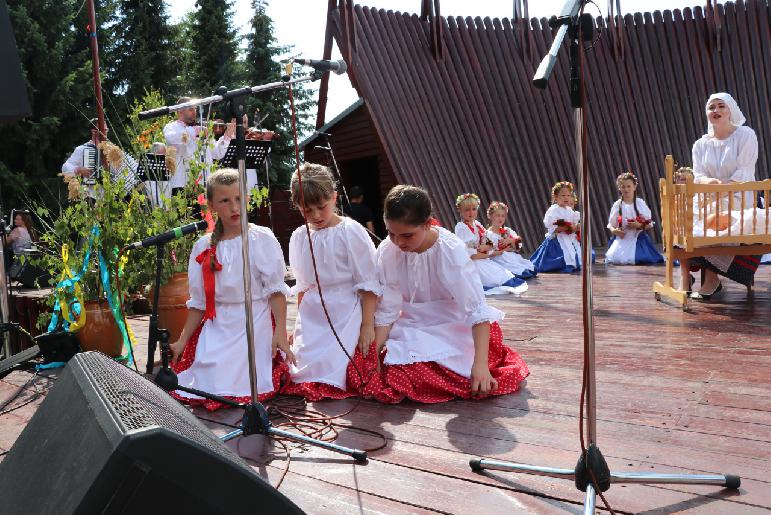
left=99, top=246, right=137, bottom=366
left=48, top=226, right=98, bottom=333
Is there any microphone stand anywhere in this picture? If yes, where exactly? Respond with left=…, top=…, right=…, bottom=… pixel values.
left=468, top=1, right=739, bottom=512
left=145, top=242, right=168, bottom=375
left=139, top=76, right=367, bottom=463
left=313, top=133, right=352, bottom=215
left=314, top=136, right=382, bottom=243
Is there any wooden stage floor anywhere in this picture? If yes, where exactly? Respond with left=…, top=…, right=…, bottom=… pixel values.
left=1, top=264, right=770, bottom=513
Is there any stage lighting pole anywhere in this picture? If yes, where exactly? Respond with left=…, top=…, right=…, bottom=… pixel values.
left=469, top=1, right=740, bottom=511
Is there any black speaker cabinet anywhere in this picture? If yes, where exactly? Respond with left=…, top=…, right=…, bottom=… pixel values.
left=0, top=352, right=304, bottom=514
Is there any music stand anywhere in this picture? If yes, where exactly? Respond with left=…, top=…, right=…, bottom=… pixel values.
left=218, top=140, right=271, bottom=170
left=138, top=153, right=171, bottom=207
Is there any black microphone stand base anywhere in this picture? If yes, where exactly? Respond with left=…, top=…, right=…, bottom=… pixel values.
left=470, top=447, right=740, bottom=514
left=219, top=401, right=368, bottom=462
left=154, top=348, right=367, bottom=463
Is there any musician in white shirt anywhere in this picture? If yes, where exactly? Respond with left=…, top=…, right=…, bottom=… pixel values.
left=61, top=120, right=138, bottom=200
left=162, top=98, right=235, bottom=197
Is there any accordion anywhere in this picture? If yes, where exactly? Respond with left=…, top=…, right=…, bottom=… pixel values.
left=82, top=142, right=102, bottom=185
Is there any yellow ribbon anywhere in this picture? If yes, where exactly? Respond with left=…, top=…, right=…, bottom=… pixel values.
left=57, top=244, right=87, bottom=331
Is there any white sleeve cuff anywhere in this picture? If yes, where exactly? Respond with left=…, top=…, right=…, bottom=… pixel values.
left=186, top=298, right=205, bottom=310
left=354, top=280, right=383, bottom=297
left=264, top=282, right=291, bottom=298
left=467, top=303, right=504, bottom=326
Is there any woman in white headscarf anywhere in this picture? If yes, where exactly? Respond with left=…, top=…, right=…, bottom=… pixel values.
left=688, top=93, right=760, bottom=300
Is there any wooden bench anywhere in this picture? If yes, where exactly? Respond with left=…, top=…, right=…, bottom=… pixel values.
left=653, top=155, right=771, bottom=309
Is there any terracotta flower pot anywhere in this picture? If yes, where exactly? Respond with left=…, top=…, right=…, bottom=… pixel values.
left=151, top=272, right=189, bottom=344
left=77, top=300, right=124, bottom=357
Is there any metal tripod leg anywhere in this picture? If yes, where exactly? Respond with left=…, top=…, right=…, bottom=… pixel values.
left=469, top=458, right=740, bottom=488
left=583, top=484, right=596, bottom=515
left=220, top=425, right=367, bottom=461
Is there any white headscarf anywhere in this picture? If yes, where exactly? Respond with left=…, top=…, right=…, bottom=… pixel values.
left=705, top=92, right=746, bottom=136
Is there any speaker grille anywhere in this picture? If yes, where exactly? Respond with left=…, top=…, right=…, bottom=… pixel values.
left=79, top=352, right=251, bottom=471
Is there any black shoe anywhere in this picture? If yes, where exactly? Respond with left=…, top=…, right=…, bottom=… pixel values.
left=690, top=281, right=723, bottom=301
left=685, top=274, right=696, bottom=294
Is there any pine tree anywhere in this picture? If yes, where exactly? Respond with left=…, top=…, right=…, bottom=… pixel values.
left=109, top=0, right=175, bottom=106
left=168, top=12, right=198, bottom=99
left=0, top=0, right=98, bottom=205
left=189, top=0, right=240, bottom=96
left=243, top=0, right=316, bottom=186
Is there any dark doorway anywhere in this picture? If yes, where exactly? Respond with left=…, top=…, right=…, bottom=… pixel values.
left=340, top=156, right=384, bottom=238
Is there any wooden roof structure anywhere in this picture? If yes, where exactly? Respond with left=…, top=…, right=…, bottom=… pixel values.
left=316, top=0, right=770, bottom=249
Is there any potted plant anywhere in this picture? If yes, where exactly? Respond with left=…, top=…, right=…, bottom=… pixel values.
left=32, top=148, right=149, bottom=359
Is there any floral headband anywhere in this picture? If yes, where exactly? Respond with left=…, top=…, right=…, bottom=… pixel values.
left=486, top=201, right=508, bottom=217
left=551, top=181, right=574, bottom=198
left=617, top=171, right=638, bottom=184
left=455, top=192, right=480, bottom=208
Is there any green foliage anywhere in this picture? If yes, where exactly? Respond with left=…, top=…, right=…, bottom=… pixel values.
left=1, top=0, right=317, bottom=221
left=32, top=160, right=150, bottom=303
left=126, top=90, right=174, bottom=157
left=0, top=0, right=93, bottom=209
left=190, top=0, right=240, bottom=95
left=110, top=0, right=174, bottom=105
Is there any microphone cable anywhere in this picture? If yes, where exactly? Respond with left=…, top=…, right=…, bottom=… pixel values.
left=287, top=82, right=368, bottom=387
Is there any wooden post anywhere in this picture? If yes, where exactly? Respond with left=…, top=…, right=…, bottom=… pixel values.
left=87, top=0, right=106, bottom=142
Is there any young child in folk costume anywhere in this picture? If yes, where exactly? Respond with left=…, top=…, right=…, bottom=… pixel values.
left=282, top=163, right=381, bottom=401
left=530, top=181, right=583, bottom=273
left=170, top=169, right=293, bottom=411
left=363, top=185, right=529, bottom=403
left=605, top=172, right=664, bottom=265
left=485, top=201, right=536, bottom=279
left=453, top=193, right=527, bottom=295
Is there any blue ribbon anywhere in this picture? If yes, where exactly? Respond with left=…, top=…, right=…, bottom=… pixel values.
left=98, top=248, right=135, bottom=366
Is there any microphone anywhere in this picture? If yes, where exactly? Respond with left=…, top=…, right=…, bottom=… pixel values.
left=294, top=59, right=348, bottom=75
left=128, top=220, right=208, bottom=249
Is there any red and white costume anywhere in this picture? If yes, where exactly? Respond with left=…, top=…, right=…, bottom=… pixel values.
left=172, top=225, right=289, bottom=411
left=366, top=227, right=529, bottom=403
left=282, top=217, right=381, bottom=400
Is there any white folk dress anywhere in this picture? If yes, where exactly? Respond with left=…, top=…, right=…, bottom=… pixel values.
left=487, top=227, right=536, bottom=278
left=287, top=217, right=381, bottom=390
left=453, top=220, right=526, bottom=294
left=605, top=198, right=662, bottom=265
left=547, top=205, right=582, bottom=268
left=692, top=125, right=759, bottom=273
left=375, top=227, right=505, bottom=377
left=175, top=225, right=290, bottom=400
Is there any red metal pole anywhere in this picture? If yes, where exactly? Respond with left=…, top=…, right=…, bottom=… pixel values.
left=87, top=0, right=106, bottom=142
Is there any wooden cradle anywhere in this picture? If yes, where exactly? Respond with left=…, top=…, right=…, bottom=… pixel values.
left=653, top=155, right=771, bottom=309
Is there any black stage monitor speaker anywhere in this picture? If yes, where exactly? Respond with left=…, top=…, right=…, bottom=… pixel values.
left=0, top=351, right=304, bottom=515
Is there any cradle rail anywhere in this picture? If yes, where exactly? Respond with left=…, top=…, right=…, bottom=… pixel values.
left=653, top=155, right=771, bottom=308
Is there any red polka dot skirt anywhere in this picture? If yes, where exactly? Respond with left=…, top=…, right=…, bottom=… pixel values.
left=281, top=347, right=381, bottom=401
left=363, top=322, right=529, bottom=404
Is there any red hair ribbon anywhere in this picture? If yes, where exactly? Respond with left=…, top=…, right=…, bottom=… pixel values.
left=196, top=247, right=222, bottom=321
